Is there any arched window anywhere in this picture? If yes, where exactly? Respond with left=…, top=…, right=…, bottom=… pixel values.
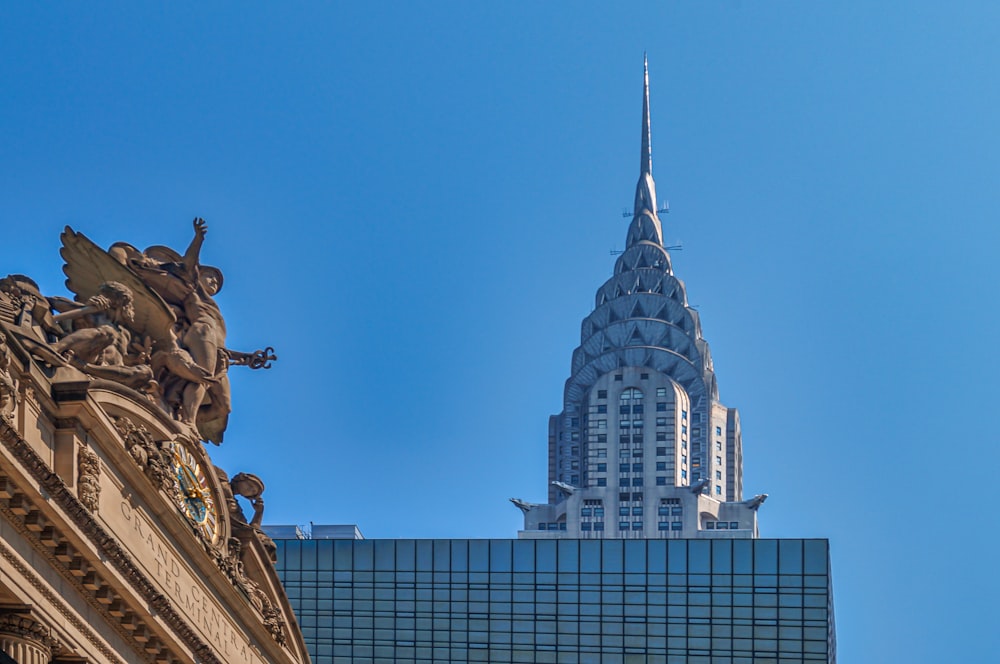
left=620, top=388, right=644, bottom=401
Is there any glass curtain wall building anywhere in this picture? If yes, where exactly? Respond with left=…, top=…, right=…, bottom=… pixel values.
left=274, top=537, right=835, bottom=664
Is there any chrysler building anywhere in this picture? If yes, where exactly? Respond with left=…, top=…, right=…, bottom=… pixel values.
left=513, top=59, right=766, bottom=539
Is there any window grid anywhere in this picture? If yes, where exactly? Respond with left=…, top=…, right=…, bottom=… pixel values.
left=274, top=538, right=834, bottom=664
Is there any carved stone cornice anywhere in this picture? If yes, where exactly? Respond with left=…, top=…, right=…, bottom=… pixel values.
left=0, top=538, right=124, bottom=664
left=0, top=613, right=55, bottom=645
left=53, top=417, right=79, bottom=431
left=0, top=612, right=60, bottom=651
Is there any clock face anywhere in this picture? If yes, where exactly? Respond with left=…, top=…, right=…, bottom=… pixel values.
left=170, top=442, right=220, bottom=543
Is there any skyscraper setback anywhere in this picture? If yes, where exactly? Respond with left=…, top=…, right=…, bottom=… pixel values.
left=513, top=59, right=766, bottom=539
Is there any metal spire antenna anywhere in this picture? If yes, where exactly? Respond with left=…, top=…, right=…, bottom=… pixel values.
left=621, top=55, right=668, bottom=226
left=641, top=52, right=652, bottom=177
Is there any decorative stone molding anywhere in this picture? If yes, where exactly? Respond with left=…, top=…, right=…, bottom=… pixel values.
left=113, top=415, right=178, bottom=500
left=77, top=446, right=101, bottom=512
left=0, top=613, right=60, bottom=664
left=261, top=602, right=287, bottom=648
left=53, top=417, right=78, bottom=430
left=21, top=384, right=37, bottom=409
left=0, top=331, right=16, bottom=422
left=0, top=539, right=124, bottom=664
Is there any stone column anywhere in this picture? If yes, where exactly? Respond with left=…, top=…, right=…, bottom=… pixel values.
left=0, top=614, right=58, bottom=664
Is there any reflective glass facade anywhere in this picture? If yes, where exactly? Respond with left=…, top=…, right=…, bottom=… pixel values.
left=274, top=538, right=835, bottom=664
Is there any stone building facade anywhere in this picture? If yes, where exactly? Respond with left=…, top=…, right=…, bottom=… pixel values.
left=0, top=224, right=309, bottom=663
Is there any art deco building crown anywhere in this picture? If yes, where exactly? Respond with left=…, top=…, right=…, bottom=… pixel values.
left=513, top=58, right=766, bottom=539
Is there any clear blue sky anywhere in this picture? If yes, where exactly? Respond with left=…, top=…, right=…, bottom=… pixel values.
left=2, top=3, right=998, bottom=662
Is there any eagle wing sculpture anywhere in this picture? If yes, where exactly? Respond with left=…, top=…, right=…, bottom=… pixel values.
left=509, top=498, right=541, bottom=514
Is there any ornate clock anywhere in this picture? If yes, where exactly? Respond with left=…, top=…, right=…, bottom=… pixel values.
left=170, top=441, right=221, bottom=543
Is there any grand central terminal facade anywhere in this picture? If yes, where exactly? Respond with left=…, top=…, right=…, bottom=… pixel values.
left=0, top=222, right=310, bottom=664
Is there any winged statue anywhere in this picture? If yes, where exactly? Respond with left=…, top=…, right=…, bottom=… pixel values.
left=50, top=218, right=276, bottom=444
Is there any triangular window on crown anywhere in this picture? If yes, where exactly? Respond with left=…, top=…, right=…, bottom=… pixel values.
left=627, top=327, right=644, bottom=346
left=629, top=299, right=644, bottom=319
left=601, top=334, right=613, bottom=352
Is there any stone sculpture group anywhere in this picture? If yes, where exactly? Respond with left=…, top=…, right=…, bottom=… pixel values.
left=0, top=218, right=275, bottom=445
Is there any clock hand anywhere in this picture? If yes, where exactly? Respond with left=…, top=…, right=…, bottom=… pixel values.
left=175, top=462, right=207, bottom=502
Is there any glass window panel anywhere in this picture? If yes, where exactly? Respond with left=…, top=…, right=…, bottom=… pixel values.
left=374, top=539, right=395, bottom=570
left=301, top=540, right=317, bottom=569
left=416, top=540, right=433, bottom=570
left=779, top=574, right=803, bottom=588
left=317, top=539, right=334, bottom=569
left=711, top=539, right=732, bottom=574
left=490, top=540, right=512, bottom=572
left=283, top=540, right=301, bottom=569
left=624, top=540, right=646, bottom=573
left=779, top=540, right=803, bottom=574
left=754, top=540, right=778, bottom=574
left=688, top=540, right=710, bottom=574
left=580, top=540, right=601, bottom=573
left=449, top=540, right=467, bottom=572
left=513, top=540, right=535, bottom=572
left=354, top=540, right=373, bottom=570
left=804, top=593, right=828, bottom=608
left=558, top=540, right=579, bottom=572
left=536, top=540, right=557, bottom=572
left=432, top=539, right=450, bottom=571
left=469, top=540, right=490, bottom=572
left=804, top=540, right=828, bottom=575
left=732, top=540, right=752, bottom=575
left=389, top=539, right=413, bottom=571
left=804, top=607, right=828, bottom=621
left=667, top=540, right=687, bottom=573
left=804, top=575, right=827, bottom=588
left=648, top=540, right=666, bottom=574
left=602, top=540, right=623, bottom=573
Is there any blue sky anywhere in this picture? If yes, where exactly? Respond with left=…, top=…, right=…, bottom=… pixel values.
left=2, top=3, right=999, bottom=662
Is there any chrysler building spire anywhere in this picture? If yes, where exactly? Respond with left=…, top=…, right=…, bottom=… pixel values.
left=640, top=53, right=652, bottom=177
left=630, top=56, right=663, bottom=247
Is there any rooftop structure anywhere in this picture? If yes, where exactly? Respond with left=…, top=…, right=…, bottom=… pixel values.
left=264, top=524, right=366, bottom=540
